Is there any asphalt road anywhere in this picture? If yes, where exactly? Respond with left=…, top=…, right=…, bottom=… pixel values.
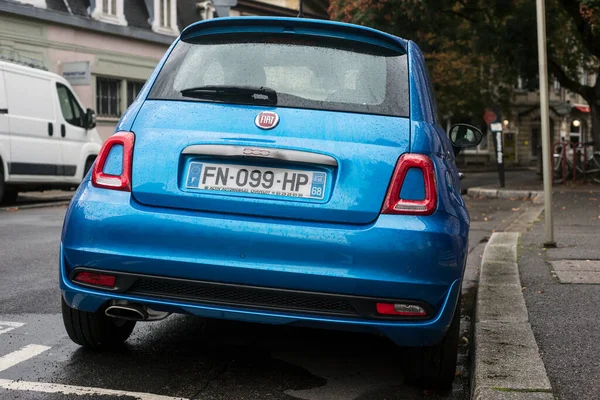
left=0, top=196, right=528, bottom=400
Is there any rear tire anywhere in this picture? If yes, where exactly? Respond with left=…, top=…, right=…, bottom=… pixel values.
left=404, top=296, right=461, bottom=390
left=61, top=297, right=136, bottom=349
left=0, top=164, right=18, bottom=205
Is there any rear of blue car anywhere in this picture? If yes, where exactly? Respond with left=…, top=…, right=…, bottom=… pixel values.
left=60, top=17, right=470, bottom=389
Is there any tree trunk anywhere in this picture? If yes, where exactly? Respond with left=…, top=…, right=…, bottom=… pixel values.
left=591, top=102, right=600, bottom=151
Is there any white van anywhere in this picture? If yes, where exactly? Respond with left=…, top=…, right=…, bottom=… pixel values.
left=0, top=60, right=101, bottom=204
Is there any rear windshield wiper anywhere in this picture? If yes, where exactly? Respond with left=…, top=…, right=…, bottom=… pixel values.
left=180, top=85, right=278, bottom=105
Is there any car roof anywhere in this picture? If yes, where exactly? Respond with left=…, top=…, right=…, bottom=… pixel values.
left=180, top=16, right=408, bottom=54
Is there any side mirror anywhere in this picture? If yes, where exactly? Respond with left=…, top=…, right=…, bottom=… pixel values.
left=449, top=123, right=483, bottom=155
left=84, top=108, right=96, bottom=130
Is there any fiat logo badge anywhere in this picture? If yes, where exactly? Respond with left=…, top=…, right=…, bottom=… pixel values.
left=255, top=111, right=279, bottom=130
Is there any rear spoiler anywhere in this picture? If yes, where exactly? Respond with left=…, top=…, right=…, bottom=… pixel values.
left=180, top=17, right=407, bottom=54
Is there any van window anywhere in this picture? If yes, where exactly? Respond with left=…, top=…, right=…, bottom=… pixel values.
left=4, top=71, right=54, bottom=120
left=57, top=83, right=84, bottom=127
left=149, top=34, right=409, bottom=118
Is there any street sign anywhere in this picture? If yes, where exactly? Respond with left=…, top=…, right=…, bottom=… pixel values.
left=490, top=122, right=503, bottom=132
left=484, top=110, right=497, bottom=124
left=62, top=61, right=90, bottom=85
left=484, top=107, right=505, bottom=188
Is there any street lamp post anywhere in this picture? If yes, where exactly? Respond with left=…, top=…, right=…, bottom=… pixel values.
left=536, top=0, right=556, bottom=247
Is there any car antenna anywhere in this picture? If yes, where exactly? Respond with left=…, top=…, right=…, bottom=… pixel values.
left=297, top=0, right=304, bottom=18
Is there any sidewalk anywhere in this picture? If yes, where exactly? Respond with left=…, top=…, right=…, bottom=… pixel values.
left=471, top=179, right=600, bottom=400
left=518, top=191, right=600, bottom=400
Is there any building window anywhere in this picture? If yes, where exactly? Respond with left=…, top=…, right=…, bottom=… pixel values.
left=161, top=0, right=171, bottom=27
left=92, top=0, right=126, bottom=25
left=102, top=0, right=117, bottom=15
left=570, top=119, right=584, bottom=144
left=153, top=0, right=179, bottom=35
left=96, top=77, right=121, bottom=118
left=127, top=80, right=145, bottom=106
left=96, top=78, right=147, bottom=119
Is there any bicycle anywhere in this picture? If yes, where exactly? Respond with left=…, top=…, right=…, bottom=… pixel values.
left=570, top=142, right=600, bottom=183
left=553, top=141, right=600, bottom=183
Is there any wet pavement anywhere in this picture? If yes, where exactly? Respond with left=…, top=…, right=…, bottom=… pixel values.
left=519, top=190, right=600, bottom=400
left=0, top=196, right=529, bottom=400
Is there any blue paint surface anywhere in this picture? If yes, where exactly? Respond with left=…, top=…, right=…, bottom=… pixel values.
left=61, top=17, right=470, bottom=348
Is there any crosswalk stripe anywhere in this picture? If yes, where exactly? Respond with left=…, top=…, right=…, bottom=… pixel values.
left=0, top=378, right=188, bottom=400
left=0, top=321, right=25, bottom=336
left=0, top=344, right=51, bottom=372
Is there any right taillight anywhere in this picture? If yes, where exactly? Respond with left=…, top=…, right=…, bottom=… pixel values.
left=92, top=131, right=135, bottom=192
left=381, top=153, right=437, bottom=215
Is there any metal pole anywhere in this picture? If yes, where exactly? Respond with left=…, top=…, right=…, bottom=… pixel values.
left=298, top=0, right=304, bottom=17
left=536, top=0, right=556, bottom=247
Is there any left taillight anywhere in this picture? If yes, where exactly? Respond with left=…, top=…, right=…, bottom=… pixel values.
left=92, top=131, right=135, bottom=192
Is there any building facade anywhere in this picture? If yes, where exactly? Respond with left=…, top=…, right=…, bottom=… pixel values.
left=0, top=0, right=327, bottom=141
left=457, top=78, right=594, bottom=168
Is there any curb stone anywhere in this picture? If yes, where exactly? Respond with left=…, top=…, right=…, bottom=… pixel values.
left=472, top=231, right=553, bottom=399
left=474, top=388, right=554, bottom=400
left=0, top=200, right=71, bottom=212
left=467, top=187, right=543, bottom=204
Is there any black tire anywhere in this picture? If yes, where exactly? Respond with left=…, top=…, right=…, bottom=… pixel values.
left=1, top=189, right=18, bottom=205
left=61, top=297, right=136, bottom=350
left=404, top=296, right=461, bottom=390
left=0, top=163, right=6, bottom=205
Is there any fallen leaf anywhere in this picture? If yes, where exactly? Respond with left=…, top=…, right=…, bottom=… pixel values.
left=512, top=208, right=520, bottom=211
left=509, top=197, right=516, bottom=200
left=562, top=207, right=567, bottom=210
left=536, top=290, right=544, bottom=294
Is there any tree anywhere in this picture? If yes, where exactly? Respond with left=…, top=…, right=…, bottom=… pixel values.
left=329, top=0, right=600, bottom=149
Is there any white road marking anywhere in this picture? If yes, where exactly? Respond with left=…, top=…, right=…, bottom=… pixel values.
left=0, top=344, right=51, bottom=372
left=0, top=379, right=188, bottom=400
left=0, top=321, right=25, bottom=335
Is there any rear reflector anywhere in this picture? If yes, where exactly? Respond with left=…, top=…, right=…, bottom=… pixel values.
left=381, top=154, right=437, bottom=215
left=92, top=131, right=135, bottom=192
left=376, top=303, right=427, bottom=317
left=73, top=271, right=116, bottom=288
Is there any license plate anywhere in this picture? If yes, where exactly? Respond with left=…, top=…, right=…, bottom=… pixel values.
left=186, top=162, right=327, bottom=199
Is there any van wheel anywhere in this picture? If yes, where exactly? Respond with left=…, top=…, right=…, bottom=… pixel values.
left=404, top=296, right=461, bottom=390
left=84, top=157, right=96, bottom=178
left=0, top=166, right=17, bottom=205
left=61, top=297, right=136, bottom=349
left=1, top=189, right=18, bottom=205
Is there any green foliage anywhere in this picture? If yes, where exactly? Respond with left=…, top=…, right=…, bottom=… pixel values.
left=329, top=0, right=600, bottom=125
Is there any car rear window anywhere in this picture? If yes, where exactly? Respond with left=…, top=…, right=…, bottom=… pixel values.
left=148, top=34, right=410, bottom=117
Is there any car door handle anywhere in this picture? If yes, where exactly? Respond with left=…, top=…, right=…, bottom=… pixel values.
left=48, top=122, right=53, bottom=136
left=0, top=108, right=8, bottom=114
left=61, top=124, right=66, bottom=138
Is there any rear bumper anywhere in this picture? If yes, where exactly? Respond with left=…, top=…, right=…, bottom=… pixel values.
left=60, top=182, right=469, bottom=346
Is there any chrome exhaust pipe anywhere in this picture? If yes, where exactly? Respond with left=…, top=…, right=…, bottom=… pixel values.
left=105, top=300, right=170, bottom=321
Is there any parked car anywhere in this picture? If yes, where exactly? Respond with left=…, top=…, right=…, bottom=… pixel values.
left=59, top=17, right=482, bottom=389
left=0, top=60, right=101, bottom=204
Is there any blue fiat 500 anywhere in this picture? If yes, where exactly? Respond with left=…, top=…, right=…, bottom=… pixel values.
left=60, top=17, right=482, bottom=388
